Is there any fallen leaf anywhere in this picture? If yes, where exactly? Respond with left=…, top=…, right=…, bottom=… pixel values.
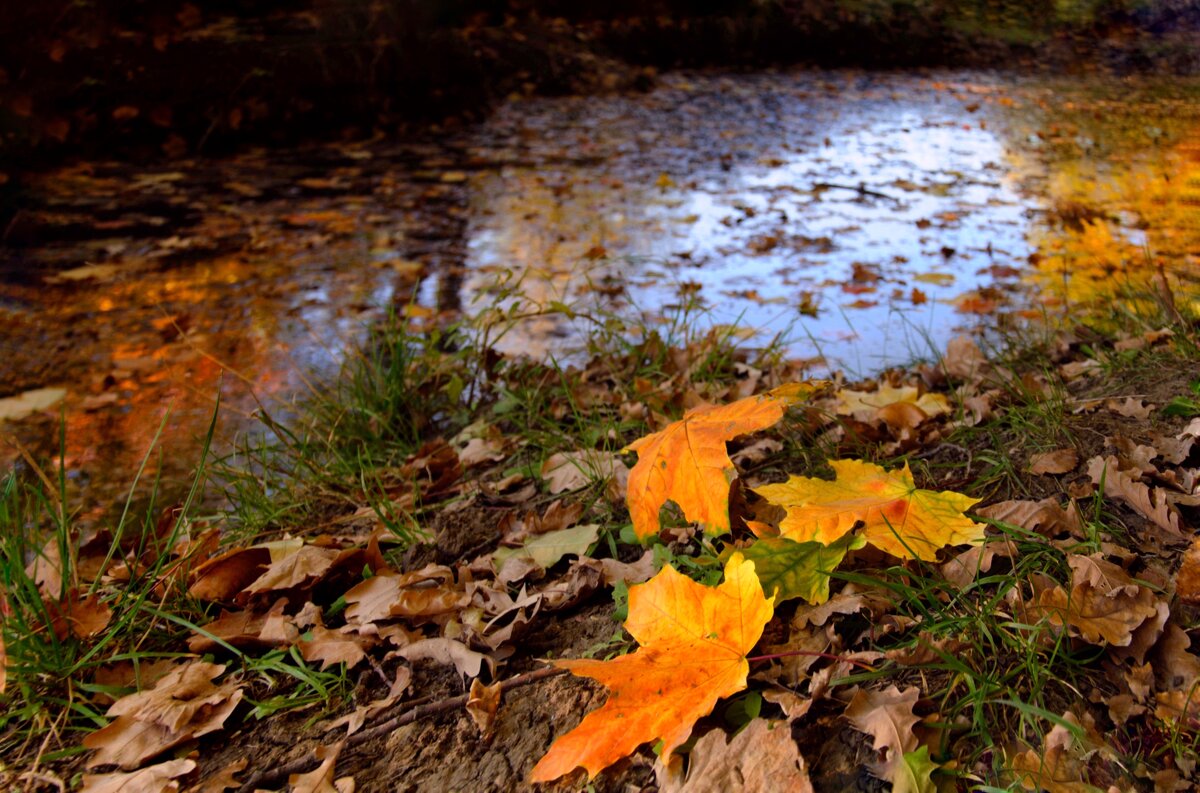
left=190, top=757, right=248, bottom=793
left=466, top=678, right=502, bottom=737
left=541, top=450, right=629, bottom=499
left=530, top=553, right=775, bottom=782
left=737, top=532, right=866, bottom=604
left=397, top=638, right=491, bottom=680
left=976, top=498, right=1083, bottom=537
left=1039, top=555, right=1160, bottom=646
left=0, top=387, right=67, bottom=421
left=655, top=719, right=813, bottom=793
left=80, top=759, right=195, bottom=793
left=493, top=524, right=600, bottom=583
left=240, top=545, right=339, bottom=597
left=943, top=336, right=988, bottom=381
left=755, top=460, right=983, bottom=560
left=624, top=383, right=826, bottom=539
left=289, top=742, right=355, bottom=793
left=895, top=746, right=938, bottom=793
left=844, top=685, right=921, bottom=779
left=1087, top=455, right=1183, bottom=534
left=299, top=623, right=372, bottom=670
left=84, top=662, right=242, bottom=769
left=835, top=385, right=950, bottom=422
left=1030, top=449, right=1079, bottom=476
left=1176, top=535, right=1200, bottom=604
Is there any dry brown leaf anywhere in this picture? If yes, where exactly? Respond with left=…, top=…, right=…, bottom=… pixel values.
left=240, top=544, right=339, bottom=598
left=0, top=631, right=6, bottom=695
left=1010, top=745, right=1092, bottom=793
left=1106, top=397, right=1153, bottom=419
left=188, top=598, right=299, bottom=653
left=397, top=638, right=491, bottom=679
left=655, top=720, right=813, bottom=793
left=1029, top=449, right=1079, bottom=476
left=1038, top=555, right=1160, bottom=647
left=944, top=336, right=989, bottom=381
left=80, top=758, right=195, bottom=793
left=289, top=742, right=355, bottom=793
left=1175, top=535, right=1200, bottom=604
left=343, top=565, right=465, bottom=625
left=84, top=662, right=242, bottom=769
left=1087, top=455, right=1183, bottom=534
left=83, top=718, right=182, bottom=771
left=466, top=678, right=502, bottom=737
left=976, top=498, right=1083, bottom=537
left=299, top=623, right=372, bottom=670
left=188, top=757, right=248, bottom=793
left=940, top=543, right=1001, bottom=589
left=187, top=546, right=271, bottom=602
left=844, top=685, right=921, bottom=779
left=541, top=450, right=629, bottom=501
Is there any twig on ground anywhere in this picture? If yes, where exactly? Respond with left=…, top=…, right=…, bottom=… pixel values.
left=234, top=666, right=569, bottom=792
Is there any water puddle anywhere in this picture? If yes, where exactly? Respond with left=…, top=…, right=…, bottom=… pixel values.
left=3, top=69, right=1199, bottom=514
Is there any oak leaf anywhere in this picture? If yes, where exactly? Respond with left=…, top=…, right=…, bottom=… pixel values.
left=530, top=553, right=775, bottom=782
left=290, top=742, right=355, bottom=793
left=623, top=383, right=826, bottom=539
left=655, top=720, right=813, bottom=793
left=79, top=758, right=195, bottom=793
left=1038, top=555, right=1160, bottom=647
left=844, top=685, right=921, bottom=779
left=755, top=460, right=983, bottom=560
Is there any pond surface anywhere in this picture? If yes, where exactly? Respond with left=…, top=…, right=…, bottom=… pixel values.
left=3, top=69, right=1199, bottom=515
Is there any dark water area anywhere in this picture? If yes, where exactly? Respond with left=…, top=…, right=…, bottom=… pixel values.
left=3, top=68, right=1199, bottom=519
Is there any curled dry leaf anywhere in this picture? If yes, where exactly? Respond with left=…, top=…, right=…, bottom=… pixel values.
left=655, top=719, right=813, bottom=793
left=397, top=638, right=492, bottom=680
left=540, top=450, right=629, bottom=501
left=290, top=742, right=355, bottom=793
left=530, top=554, right=774, bottom=782
left=79, top=758, right=195, bottom=793
left=84, top=662, right=242, bottom=769
left=191, top=757, right=248, bottom=793
left=623, top=382, right=827, bottom=539
left=835, top=385, right=950, bottom=423
left=1087, top=455, right=1183, bottom=534
left=1176, top=535, right=1200, bottom=604
left=844, top=685, right=921, bottom=780
left=466, top=678, right=502, bottom=737
left=1038, top=555, right=1160, bottom=647
left=240, top=544, right=339, bottom=599
left=1029, top=449, right=1079, bottom=476
left=976, top=498, right=1084, bottom=538
left=943, top=335, right=988, bottom=381
left=188, top=597, right=299, bottom=653
left=299, top=622, right=372, bottom=671
left=755, top=460, right=983, bottom=560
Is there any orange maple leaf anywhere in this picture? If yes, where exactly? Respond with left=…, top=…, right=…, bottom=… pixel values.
left=754, top=460, right=983, bottom=560
left=623, top=383, right=826, bottom=540
left=529, top=553, right=775, bottom=782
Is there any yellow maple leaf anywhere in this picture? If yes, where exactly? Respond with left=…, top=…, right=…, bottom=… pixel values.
left=754, top=460, right=983, bottom=561
left=529, top=553, right=775, bottom=782
left=623, top=382, right=826, bottom=540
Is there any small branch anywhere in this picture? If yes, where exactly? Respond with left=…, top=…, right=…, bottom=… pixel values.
left=812, top=182, right=899, bottom=203
left=234, top=666, right=568, bottom=792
